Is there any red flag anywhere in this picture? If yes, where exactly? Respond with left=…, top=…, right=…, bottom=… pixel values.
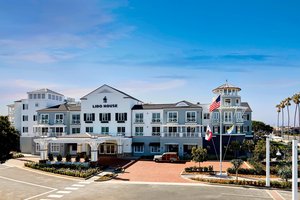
left=209, top=95, right=221, bottom=112
left=205, top=125, right=213, bottom=141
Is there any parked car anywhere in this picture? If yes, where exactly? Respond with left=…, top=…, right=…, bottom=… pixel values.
left=153, top=152, right=179, bottom=162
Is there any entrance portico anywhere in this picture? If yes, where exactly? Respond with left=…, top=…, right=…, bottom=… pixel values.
left=34, top=133, right=132, bottom=161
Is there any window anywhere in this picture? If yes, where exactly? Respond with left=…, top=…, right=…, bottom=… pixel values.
left=243, top=114, right=250, bottom=121
left=55, top=114, right=64, bottom=124
left=72, top=128, right=80, bottom=134
left=203, top=113, right=210, bottom=120
left=56, top=96, right=58, bottom=100
left=23, top=127, right=28, bottom=133
left=40, top=114, right=49, bottom=124
left=168, top=127, right=177, bottom=133
left=86, top=127, right=93, bottom=133
left=84, top=113, right=95, bottom=122
left=236, top=99, right=240, bottom=105
left=41, top=94, right=45, bottom=99
left=224, top=112, right=233, bottom=122
left=133, top=145, right=144, bottom=153
left=152, top=113, right=161, bottom=123
left=33, top=94, right=37, bottom=99
left=186, top=111, right=196, bottom=122
left=29, top=94, right=32, bottom=99
left=55, top=127, right=64, bottom=136
left=59, top=96, right=62, bottom=101
left=152, top=127, right=160, bottom=136
left=168, top=112, right=178, bottom=123
left=72, top=114, right=80, bottom=124
left=41, top=127, right=48, bottom=136
left=187, top=127, right=195, bottom=133
left=224, top=99, right=231, bottom=106
left=48, top=94, right=51, bottom=99
left=50, top=143, right=60, bottom=152
left=33, top=115, right=37, bottom=121
left=243, top=126, right=249, bottom=133
left=135, top=113, right=143, bottom=123
left=37, top=94, right=41, bottom=99
left=117, top=127, right=125, bottom=136
left=35, top=143, right=40, bottom=152
left=135, top=127, right=143, bottom=136
left=35, top=103, right=39, bottom=107
left=214, top=126, right=219, bottom=133
left=101, top=127, right=109, bottom=134
left=150, top=145, right=160, bottom=153
left=236, top=112, right=243, bottom=122
left=99, top=113, right=111, bottom=122
left=212, top=112, right=219, bottom=121
left=52, top=95, right=55, bottom=100
left=115, top=113, right=127, bottom=122
left=22, top=104, right=28, bottom=110
left=22, top=115, right=28, bottom=121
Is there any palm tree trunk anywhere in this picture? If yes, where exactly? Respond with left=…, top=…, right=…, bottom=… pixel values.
left=294, top=105, right=298, bottom=129
left=281, top=108, right=284, bottom=137
left=287, top=106, right=290, bottom=139
left=277, top=112, right=280, bottom=135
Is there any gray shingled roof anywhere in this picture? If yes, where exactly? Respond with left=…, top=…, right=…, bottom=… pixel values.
left=212, top=82, right=241, bottom=93
left=241, top=102, right=252, bottom=112
left=132, top=100, right=201, bottom=110
left=37, top=103, right=81, bottom=112
left=80, top=84, right=142, bottom=102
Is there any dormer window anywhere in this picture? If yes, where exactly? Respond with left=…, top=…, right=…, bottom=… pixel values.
left=103, top=96, right=107, bottom=103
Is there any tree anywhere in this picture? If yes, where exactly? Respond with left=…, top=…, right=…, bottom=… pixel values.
left=65, top=153, right=72, bottom=162
left=252, top=121, right=273, bottom=134
left=284, top=98, right=291, bottom=136
left=229, top=141, right=241, bottom=158
left=57, top=154, right=62, bottom=162
left=231, top=159, right=243, bottom=182
left=191, top=147, right=207, bottom=168
left=242, top=139, right=255, bottom=157
left=276, top=104, right=281, bottom=135
left=278, top=166, right=292, bottom=182
left=253, top=139, right=276, bottom=161
left=280, top=101, right=285, bottom=136
left=0, top=116, right=20, bottom=163
left=292, top=93, right=300, bottom=130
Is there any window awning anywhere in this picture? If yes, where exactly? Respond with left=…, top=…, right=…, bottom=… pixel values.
left=149, top=142, right=160, bottom=146
left=132, top=142, right=144, bottom=146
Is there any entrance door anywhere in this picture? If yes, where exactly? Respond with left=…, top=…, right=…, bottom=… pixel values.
left=99, top=143, right=117, bottom=155
left=166, top=144, right=178, bottom=153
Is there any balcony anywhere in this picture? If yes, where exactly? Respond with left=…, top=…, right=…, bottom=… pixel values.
left=39, top=120, right=49, bottom=124
left=186, top=119, right=196, bottom=123
left=35, top=132, right=66, bottom=137
left=167, top=119, right=178, bottom=123
left=72, top=120, right=80, bottom=124
left=134, top=119, right=144, bottom=124
left=161, top=132, right=201, bottom=138
left=151, top=119, right=161, bottom=124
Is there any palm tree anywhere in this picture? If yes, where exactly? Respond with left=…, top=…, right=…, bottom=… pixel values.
left=284, top=97, right=291, bottom=138
left=276, top=104, right=281, bottom=135
left=280, top=101, right=285, bottom=137
left=293, top=93, right=300, bottom=129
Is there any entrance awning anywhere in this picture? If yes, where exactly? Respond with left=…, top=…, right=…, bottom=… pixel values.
left=132, top=142, right=144, bottom=146
left=149, top=142, right=160, bottom=146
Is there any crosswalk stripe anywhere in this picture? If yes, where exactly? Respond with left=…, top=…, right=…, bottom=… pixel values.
left=72, top=184, right=85, bottom=187
left=47, top=194, right=63, bottom=198
left=65, top=187, right=79, bottom=190
left=57, top=191, right=71, bottom=194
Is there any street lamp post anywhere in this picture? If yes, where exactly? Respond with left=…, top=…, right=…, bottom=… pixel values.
left=266, top=137, right=270, bottom=187
left=292, top=139, right=298, bottom=200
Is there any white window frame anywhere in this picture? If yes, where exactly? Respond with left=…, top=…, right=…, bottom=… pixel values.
left=152, top=126, right=161, bottom=136
left=135, top=127, right=144, bottom=136
left=213, top=112, right=219, bottom=120
left=86, top=127, right=93, bottom=133
left=224, top=111, right=233, bottom=123
left=116, top=113, right=127, bottom=121
left=167, top=111, right=178, bottom=123
left=23, top=127, right=28, bottom=133
left=117, top=127, right=125, bottom=135
left=22, top=115, right=28, bottom=121
left=186, top=111, right=196, bottom=123
left=50, top=143, right=60, bottom=153
left=135, top=113, right=144, bottom=123
left=72, top=114, right=80, bottom=124
left=72, top=128, right=80, bottom=134
left=100, top=113, right=110, bottom=122
left=22, top=104, right=28, bottom=110
left=133, top=145, right=144, bottom=153
left=236, top=112, right=243, bottom=122
left=150, top=145, right=160, bottom=153
left=224, top=98, right=231, bottom=106
left=35, top=143, right=40, bottom=152
left=55, top=113, right=64, bottom=124
left=152, top=113, right=161, bottom=123
left=101, top=127, right=109, bottom=134
left=40, top=114, right=49, bottom=124
left=203, top=113, right=210, bottom=120
left=236, top=98, right=240, bottom=106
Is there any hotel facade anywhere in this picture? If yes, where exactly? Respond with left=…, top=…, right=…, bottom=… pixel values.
left=8, top=83, right=252, bottom=161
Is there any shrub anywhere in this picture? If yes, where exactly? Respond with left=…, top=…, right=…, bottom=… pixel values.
left=48, top=153, right=54, bottom=161
left=84, top=155, right=90, bottom=162
left=57, top=154, right=62, bottom=162
left=75, top=154, right=81, bottom=162
left=65, top=153, right=72, bottom=162
left=12, top=152, right=24, bottom=159
left=278, top=166, right=292, bottom=182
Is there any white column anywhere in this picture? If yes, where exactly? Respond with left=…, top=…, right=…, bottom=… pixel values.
left=292, top=140, right=298, bottom=200
left=266, top=137, right=270, bottom=187
left=88, top=141, right=99, bottom=162
left=77, top=143, right=82, bottom=154
left=37, top=139, right=49, bottom=160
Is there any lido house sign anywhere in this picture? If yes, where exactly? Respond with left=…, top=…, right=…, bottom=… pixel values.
left=92, top=104, right=118, bottom=108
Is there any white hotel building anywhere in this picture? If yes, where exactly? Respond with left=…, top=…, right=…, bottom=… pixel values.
left=8, top=83, right=252, bottom=161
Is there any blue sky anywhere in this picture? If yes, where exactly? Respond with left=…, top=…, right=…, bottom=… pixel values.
left=1, top=0, right=300, bottom=126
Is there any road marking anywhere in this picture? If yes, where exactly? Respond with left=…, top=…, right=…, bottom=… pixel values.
left=0, top=175, right=55, bottom=190
left=78, top=181, right=92, bottom=184
left=47, top=194, right=63, bottom=198
left=57, top=191, right=71, bottom=194
left=266, top=190, right=285, bottom=200
left=24, top=189, right=57, bottom=200
left=244, top=161, right=252, bottom=169
left=72, top=184, right=85, bottom=187
left=65, top=187, right=79, bottom=190
left=221, top=193, right=271, bottom=199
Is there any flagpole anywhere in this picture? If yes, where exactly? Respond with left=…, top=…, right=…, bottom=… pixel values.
left=219, top=96, right=223, bottom=176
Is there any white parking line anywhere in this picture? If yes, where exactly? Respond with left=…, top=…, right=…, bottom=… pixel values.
left=65, top=187, right=79, bottom=190
left=72, top=184, right=85, bottom=187
left=47, top=194, right=63, bottom=198
left=78, top=181, right=92, bottom=184
left=57, top=191, right=71, bottom=194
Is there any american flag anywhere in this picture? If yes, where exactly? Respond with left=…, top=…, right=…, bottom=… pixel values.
left=209, top=95, right=221, bottom=112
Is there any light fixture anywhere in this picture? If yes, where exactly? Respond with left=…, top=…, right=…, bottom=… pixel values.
left=276, top=149, right=282, bottom=157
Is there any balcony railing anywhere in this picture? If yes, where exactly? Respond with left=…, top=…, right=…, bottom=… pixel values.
left=134, top=119, right=144, bottom=123
left=186, top=119, right=196, bottom=123
left=161, top=132, right=201, bottom=138
left=39, top=120, right=49, bottom=124
left=167, top=119, right=178, bottom=123
left=35, top=132, right=66, bottom=137
left=151, top=119, right=161, bottom=123
left=55, top=119, right=64, bottom=124
left=72, top=120, right=80, bottom=124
